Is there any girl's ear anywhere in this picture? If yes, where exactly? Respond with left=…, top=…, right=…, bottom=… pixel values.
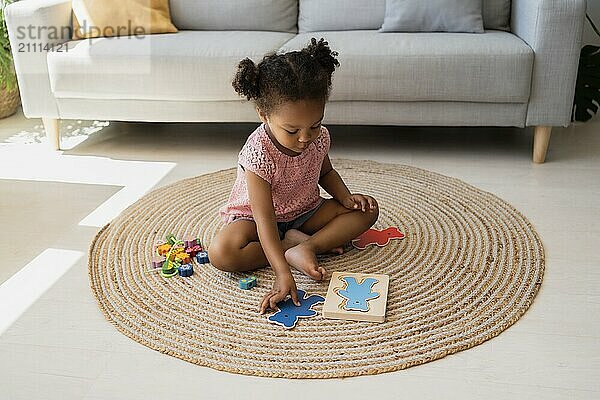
left=256, top=107, right=268, bottom=124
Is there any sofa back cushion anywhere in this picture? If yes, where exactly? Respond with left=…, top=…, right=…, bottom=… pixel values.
left=169, top=0, right=298, bottom=32
left=72, top=0, right=178, bottom=39
left=299, top=0, right=386, bottom=32
left=298, top=0, right=510, bottom=32
left=483, top=0, right=511, bottom=31
left=379, top=0, right=484, bottom=33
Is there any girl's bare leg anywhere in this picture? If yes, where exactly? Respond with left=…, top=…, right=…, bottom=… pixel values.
left=284, top=229, right=345, bottom=255
left=286, top=198, right=379, bottom=280
left=208, top=220, right=307, bottom=272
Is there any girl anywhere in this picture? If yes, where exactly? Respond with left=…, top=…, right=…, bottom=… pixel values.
left=209, top=38, right=379, bottom=314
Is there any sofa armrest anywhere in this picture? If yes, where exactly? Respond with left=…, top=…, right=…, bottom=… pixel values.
left=5, top=0, right=72, bottom=118
left=511, top=0, right=587, bottom=127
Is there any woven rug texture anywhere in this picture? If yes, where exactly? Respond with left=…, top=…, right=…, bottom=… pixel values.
left=88, top=159, right=545, bottom=379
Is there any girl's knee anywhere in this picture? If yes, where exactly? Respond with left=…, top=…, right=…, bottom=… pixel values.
left=207, top=235, right=236, bottom=272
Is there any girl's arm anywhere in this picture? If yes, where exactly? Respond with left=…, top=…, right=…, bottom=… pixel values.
left=318, top=154, right=351, bottom=202
left=246, top=170, right=301, bottom=312
left=245, top=170, right=289, bottom=275
left=319, top=154, right=377, bottom=212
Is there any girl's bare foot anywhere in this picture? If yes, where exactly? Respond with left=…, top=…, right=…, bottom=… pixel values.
left=283, top=229, right=344, bottom=255
left=328, top=245, right=345, bottom=255
left=281, top=229, right=310, bottom=250
left=284, top=242, right=327, bottom=281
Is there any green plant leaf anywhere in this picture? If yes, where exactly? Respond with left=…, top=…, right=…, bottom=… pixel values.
left=0, top=0, right=18, bottom=91
left=573, top=45, right=600, bottom=122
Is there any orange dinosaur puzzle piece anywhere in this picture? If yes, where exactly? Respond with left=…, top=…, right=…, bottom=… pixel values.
left=351, top=227, right=405, bottom=250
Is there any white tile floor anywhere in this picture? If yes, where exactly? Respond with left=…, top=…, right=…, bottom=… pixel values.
left=0, top=107, right=598, bottom=399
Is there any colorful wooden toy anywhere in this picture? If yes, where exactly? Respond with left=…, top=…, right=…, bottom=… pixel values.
left=239, top=276, right=257, bottom=290
left=185, top=244, right=202, bottom=257
left=166, top=246, right=184, bottom=260
left=166, top=233, right=177, bottom=245
left=196, top=251, right=209, bottom=264
left=184, top=237, right=198, bottom=248
left=178, top=263, right=194, bottom=277
left=160, top=236, right=185, bottom=278
left=351, top=227, right=405, bottom=250
left=149, top=233, right=205, bottom=278
left=156, top=243, right=172, bottom=256
left=174, top=252, right=191, bottom=264
left=151, top=256, right=166, bottom=269
left=160, top=263, right=179, bottom=278
left=323, top=272, right=390, bottom=323
left=267, top=289, right=325, bottom=329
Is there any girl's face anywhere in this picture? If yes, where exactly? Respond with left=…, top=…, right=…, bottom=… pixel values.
left=257, top=100, right=325, bottom=156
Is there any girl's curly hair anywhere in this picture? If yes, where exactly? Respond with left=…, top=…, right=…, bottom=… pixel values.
left=232, top=37, right=340, bottom=115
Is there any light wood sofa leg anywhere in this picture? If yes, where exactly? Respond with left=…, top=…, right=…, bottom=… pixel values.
left=533, top=125, right=552, bottom=164
left=42, top=117, right=61, bottom=150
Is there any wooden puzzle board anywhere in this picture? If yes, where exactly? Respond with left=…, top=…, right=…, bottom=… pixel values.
left=323, top=272, right=390, bottom=323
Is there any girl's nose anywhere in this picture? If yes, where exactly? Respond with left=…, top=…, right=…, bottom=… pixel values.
left=298, top=133, right=310, bottom=143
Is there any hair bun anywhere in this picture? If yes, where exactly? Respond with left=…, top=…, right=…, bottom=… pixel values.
left=304, top=37, right=340, bottom=76
left=232, top=57, right=261, bottom=100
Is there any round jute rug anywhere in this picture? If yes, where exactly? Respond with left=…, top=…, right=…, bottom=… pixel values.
left=88, top=159, right=545, bottom=379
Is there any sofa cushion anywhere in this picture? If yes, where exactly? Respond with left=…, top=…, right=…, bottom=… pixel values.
left=483, top=0, right=511, bottom=31
left=71, top=0, right=178, bottom=39
left=298, top=0, right=510, bottom=32
left=47, top=31, right=296, bottom=101
left=169, top=0, right=298, bottom=33
left=279, top=31, right=532, bottom=103
left=379, top=0, right=484, bottom=33
left=299, top=0, right=386, bottom=32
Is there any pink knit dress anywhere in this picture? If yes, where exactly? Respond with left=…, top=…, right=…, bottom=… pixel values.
left=219, top=123, right=330, bottom=223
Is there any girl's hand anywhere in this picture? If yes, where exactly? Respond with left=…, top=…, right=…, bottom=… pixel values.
left=258, top=271, right=301, bottom=314
left=341, top=193, right=377, bottom=212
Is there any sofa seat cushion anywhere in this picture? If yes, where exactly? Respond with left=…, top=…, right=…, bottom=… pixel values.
left=47, top=30, right=295, bottom=101
left=280, top=30, right=533, bottom=103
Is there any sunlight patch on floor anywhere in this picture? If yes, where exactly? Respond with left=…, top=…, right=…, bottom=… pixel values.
left=0, top=122, right=176, bottom=227
left=0, top=119, right=108, bottom=150
left=0, top=249, right=83, bottom=335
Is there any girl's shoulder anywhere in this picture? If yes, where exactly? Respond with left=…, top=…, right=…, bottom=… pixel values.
left=238, top=124, right=277, bottom=183
left=240, top=124, right=271, bottom=153
left=314, top=125, right=330, bottom=153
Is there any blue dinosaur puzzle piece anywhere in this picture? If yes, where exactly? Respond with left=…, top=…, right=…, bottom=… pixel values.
left=337, top=276, right=380, bottom=312
left=267, top=289, right=325, bottom=329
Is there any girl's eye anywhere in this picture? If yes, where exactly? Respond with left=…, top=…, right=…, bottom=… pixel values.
left=285, top=124, right=320, bottom=134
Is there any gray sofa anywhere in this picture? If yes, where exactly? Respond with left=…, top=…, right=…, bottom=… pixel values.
left=6, top=0, right=587, bottom=162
